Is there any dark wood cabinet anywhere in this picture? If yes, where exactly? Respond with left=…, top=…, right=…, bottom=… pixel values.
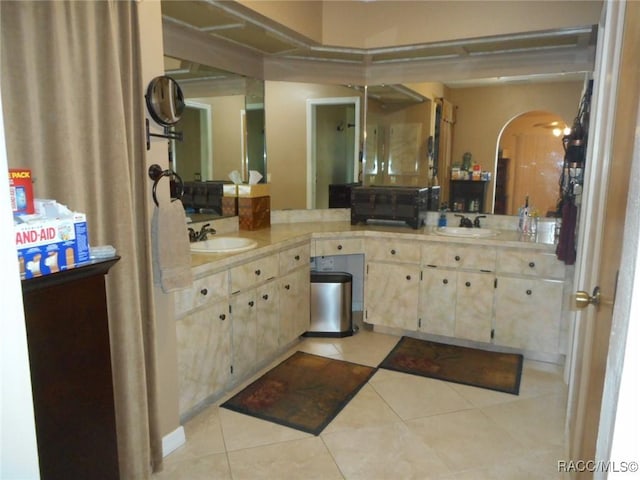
left=21, top=258, right=121, bottom=480
left=450, top=180, right=489, bottom=213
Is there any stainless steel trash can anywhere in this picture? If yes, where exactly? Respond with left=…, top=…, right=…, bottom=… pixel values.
left=306, top=271, right=353, bottom=337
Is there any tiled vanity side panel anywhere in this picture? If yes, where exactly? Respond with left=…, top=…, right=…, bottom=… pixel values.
left=174, top=269, right=229, bottom=317
left=422, top=243, right=497, bottom=271
left=365, top=238, right=421, bottom=263
left=496, top=249, right=565, bottom=279
left=314, top=237, right=364, bottom=256
left=229, top=254, right=279, bottom=293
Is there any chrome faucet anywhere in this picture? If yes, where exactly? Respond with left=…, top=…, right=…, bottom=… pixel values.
left=455, top=214, right=473, bottom=228
left=188, top=223, right=216, bottom=242
left=473, top=215, right=486, bottom=228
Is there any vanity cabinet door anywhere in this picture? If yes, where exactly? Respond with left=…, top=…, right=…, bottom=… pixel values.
left=174, top=269, right=228, bottom=317
left=365, top=261, right=420, bottom=330
left=454, top=272, right=494, bottom=343
left=176, top=299, right=231, bottom=415
left=419, top=268, right=457, bottom=337
left=229, top=254, right=278, bottom=293
left=256, top=280, right=279, bottom=360
left=279, top=267, right=311, bottom=345
left=230, top=290, right=258, bottom=383
left=494, top=276, right=564, bottom=354
left=314, top=237, right=364, bottom=256
left=422, top=243, right=496, bottom=271
left=366, top=238, right=421, bottom=263
left=279, top=243, right=310, bottom=275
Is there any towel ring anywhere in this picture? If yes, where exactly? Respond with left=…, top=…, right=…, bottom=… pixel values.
left=148, top=164, right=184, bottom=207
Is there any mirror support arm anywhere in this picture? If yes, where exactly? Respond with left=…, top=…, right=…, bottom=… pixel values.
left=146, top=119, right=183, bottom=150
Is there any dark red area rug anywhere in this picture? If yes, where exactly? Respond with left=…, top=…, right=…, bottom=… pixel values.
left=379, top=336, right=524, bottom=395
left=221, top=351, right=376, bottom=435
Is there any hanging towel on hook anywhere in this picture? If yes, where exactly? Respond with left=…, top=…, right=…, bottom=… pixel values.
left=151, top=199, right=193, bottom=292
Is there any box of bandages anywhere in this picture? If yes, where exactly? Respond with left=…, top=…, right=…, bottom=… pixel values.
left=15, top=199, right=90, bottom=279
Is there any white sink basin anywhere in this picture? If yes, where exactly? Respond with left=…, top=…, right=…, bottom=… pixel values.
left=190, top=237, right=258, bottom=253
left=433, top=227, right=498, bottom=238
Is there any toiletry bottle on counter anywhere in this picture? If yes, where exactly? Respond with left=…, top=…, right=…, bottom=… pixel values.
left=438, top=205, right=448, bottom=227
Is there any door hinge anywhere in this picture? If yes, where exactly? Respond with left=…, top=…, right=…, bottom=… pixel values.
left=418, top=318, right=422, bottom=328
left=229, top=304, right=232, bottom=314
left=491, top=328, right=495, bottom=339
left=230, top=365, right=234, bottom=374
left=365, top=310, right=368, bottom=319
left=366, top=264, right=369, bottom=275
left=420, top=271, right=423, bottom=281
left=494, top=278, right=498, bottom=288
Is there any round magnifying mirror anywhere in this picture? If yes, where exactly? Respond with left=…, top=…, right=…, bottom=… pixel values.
left=145, top=76, right=185, bottom=126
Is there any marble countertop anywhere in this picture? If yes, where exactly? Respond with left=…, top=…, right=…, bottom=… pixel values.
left=189, top=221, right=557, bottom=276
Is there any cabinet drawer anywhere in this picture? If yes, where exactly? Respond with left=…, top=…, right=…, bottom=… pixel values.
left=279, top=243, right=310, bottom=274
left=230, top=254, right=278, bottom=293
left=497, top=249, right=565, bottom=279
left=315, top=237, right=363, bottom=256
left=366, top=238, right=421, bottom=263
left=422, top=243, right=496, bottom=271
left=174, top=270, right=229, bottom=317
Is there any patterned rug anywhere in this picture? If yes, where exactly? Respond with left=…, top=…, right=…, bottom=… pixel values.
left=379, top=336, right=524, bottom=394
left=221, top=351, right=376, bottom=435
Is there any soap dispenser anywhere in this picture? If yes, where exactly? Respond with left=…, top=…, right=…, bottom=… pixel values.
left=438, top=204, right=448, bottom=227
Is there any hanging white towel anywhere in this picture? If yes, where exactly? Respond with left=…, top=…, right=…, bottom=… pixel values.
left=151, top=199, right=193, bottom=292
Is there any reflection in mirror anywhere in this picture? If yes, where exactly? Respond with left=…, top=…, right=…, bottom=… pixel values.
left=165, top=56, right=266, bottom=183
left=145, top=75, right=185, bottom=126
left=496, top=111, right=568, bottom=216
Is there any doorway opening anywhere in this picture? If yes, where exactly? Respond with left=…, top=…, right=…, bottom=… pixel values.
left=173, top=101, right=212, bottom=181
left=306, top=97, right=361, bottom=209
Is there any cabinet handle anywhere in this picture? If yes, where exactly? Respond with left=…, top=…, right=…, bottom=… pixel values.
left=337, top=244, right=343, bottom=250
left=465, top=281, right=471, bottom=287
left=200, top=288, right=208, bottom=296
left=406, top=275, right=412, bottom=280
left=391, top=249, right=396, bottom=255
left=248, top=300, right=254, bottom=307
left=219, top=314, right=226, bottom=321
left=255, top=269, right=261, bottom=276
left=294, top=255, right=300, bottom=261
left=443, top=279, right=448, bottom=285
left=262, top=294, right=269, bottom=300
left=526, top=289, right=532, bottom=295
left=284, top=284, right=291, bottom=290
left=455, top=255, right=461, bottom=262
left=529, top=262, right=535, bottom=268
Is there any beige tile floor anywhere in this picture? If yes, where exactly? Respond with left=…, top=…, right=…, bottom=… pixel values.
left=154, top=327, right=568, bottom=480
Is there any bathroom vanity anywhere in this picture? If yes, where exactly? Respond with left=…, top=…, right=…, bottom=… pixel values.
left=175, top=218, right=568, bottom=418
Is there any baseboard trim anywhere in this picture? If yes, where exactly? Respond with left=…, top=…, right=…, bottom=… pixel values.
left=162, top=426, right=185, bottom=457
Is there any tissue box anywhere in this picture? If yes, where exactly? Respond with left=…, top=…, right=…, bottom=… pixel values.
left=15, top=201, right=90, bottom=279
left=223, top=184, right=238, bottom=197
left=9, top=168, right=35, bottom=215
left=222, top=196, right=238, bottom=216
left=238, top=196, right=270, bottom=230
left=237, top=184, right=270, bottom=198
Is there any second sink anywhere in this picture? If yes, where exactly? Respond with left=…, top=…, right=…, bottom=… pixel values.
left=190, top=237, right=258, bottom=253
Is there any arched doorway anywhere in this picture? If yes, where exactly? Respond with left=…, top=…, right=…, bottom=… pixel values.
left=495, top=111, right=568, bottom=216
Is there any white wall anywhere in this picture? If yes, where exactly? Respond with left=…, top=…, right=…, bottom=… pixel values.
left=0, top=85, right=40, bottom=479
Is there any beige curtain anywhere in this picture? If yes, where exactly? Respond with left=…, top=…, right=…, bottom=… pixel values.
left=436, top=98, right=455, bottom=206
left=1, top=1, right=161, bottom=477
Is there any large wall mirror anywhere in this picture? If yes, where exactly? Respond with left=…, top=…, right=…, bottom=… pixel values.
left=162, top=55, right=266, bottom=219
left=161, top=2, right=595, bottom=216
